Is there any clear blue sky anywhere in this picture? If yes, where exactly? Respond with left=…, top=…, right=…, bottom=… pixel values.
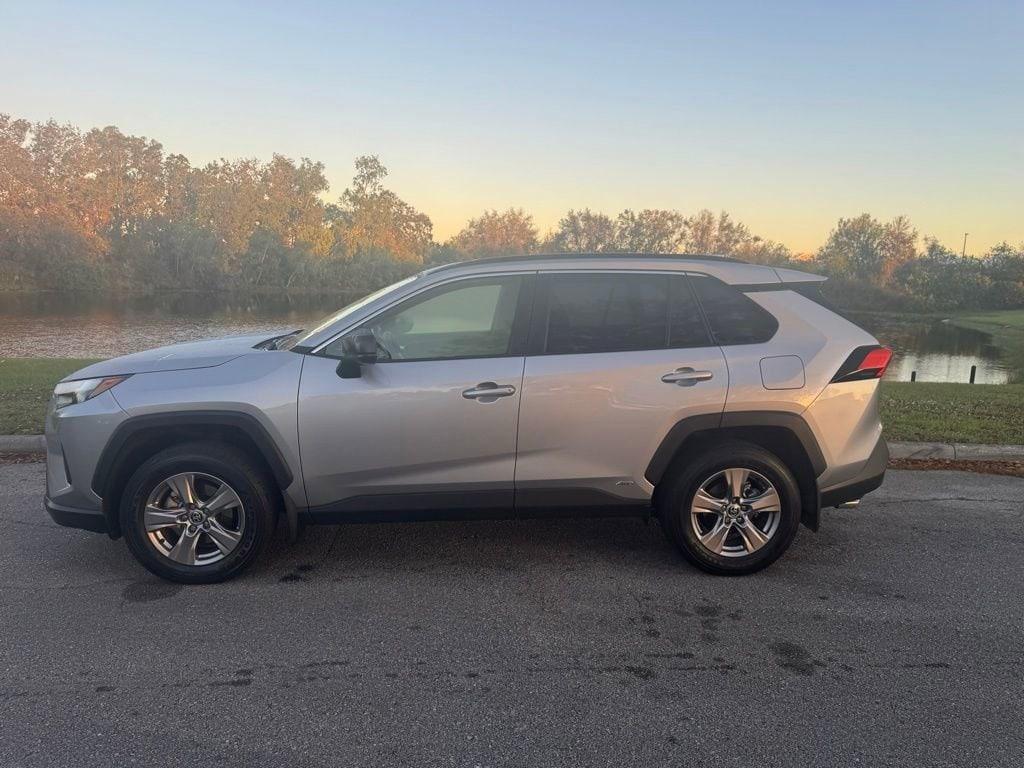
left=1, top=0, right=1021, bottom=252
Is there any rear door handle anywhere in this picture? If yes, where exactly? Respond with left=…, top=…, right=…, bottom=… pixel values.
left=661, top=368, right=714, bottom=387
left=462, top=382, right=517, bottom=400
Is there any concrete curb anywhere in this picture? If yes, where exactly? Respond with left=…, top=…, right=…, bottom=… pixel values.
left=0, top=435, right=45, bottom=453
left=2, top=434, right=1023, bottom=461
left=888, top=441, right=1024, bottom=461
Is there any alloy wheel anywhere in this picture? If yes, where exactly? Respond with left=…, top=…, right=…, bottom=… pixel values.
left=689, top=467, right=782, bottom=558
left=143, top=472, right=245, bottom=567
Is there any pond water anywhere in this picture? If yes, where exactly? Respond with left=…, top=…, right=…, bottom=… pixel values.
left=0, top=292, right=349, bottom=359
left=849, top=313, right=1012, bottom=384
left=0, top=292, right=1014, bottom=384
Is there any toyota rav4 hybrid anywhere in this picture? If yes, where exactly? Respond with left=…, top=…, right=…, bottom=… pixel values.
left=45, top=255, right=891, bottom=583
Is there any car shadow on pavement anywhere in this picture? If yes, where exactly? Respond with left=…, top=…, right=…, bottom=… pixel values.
left=43, top=506, right=842, bottom=586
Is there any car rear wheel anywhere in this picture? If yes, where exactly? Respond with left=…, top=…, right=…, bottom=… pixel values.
left=120, top=442, right=277, bottom=583
left=659, top=441, right=801, bottom=575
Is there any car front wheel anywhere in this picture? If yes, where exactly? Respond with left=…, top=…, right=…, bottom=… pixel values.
left=120, top=442, right=277, bottom=583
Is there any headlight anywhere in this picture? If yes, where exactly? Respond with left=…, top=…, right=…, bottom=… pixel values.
left=53, top=376, right=130, bottom=410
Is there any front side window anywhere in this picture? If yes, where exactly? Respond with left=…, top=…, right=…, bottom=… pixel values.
left=539, top=273, right=711, bottom=354
left=325, top=276, right=524, bottom=361
left=296, top=274, right=420, bottom=346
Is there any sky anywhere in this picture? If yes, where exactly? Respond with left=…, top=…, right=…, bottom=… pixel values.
left=1, top=0, right=1021, bottom=253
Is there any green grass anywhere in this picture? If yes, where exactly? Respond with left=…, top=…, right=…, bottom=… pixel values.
left=0, top=358, right=99, bottom=435
left=880, top=381, right=1024, bottom=445
left=953, top=308, right=1024, bottom=330
left=2, top=358, right=1022, bottom=446
left=948, top=309, right=1024, bottom=380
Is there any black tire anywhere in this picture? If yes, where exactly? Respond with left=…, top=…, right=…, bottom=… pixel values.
left=658, top=440, right=801, bottom=575
left=120, top=442, right=277, bottom=584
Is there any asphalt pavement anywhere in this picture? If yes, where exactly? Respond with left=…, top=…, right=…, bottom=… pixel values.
left=1, top=462, right=1022, bottom=767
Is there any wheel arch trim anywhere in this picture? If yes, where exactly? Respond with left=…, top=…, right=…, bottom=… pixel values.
left=91, top=410, right=295, bottom=526
left=645, top=410, right=826, bottom=486
left=645, top=410, right=826, bottom=531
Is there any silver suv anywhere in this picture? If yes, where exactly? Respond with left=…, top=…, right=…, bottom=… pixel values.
left=44, top=255, right=889, bottom=583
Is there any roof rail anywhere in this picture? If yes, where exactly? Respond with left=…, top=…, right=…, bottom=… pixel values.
left=424, top=252, right=747, bottom=274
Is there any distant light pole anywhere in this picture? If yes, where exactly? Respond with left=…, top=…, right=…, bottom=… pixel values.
left=962, top=232, right=968, bottom=258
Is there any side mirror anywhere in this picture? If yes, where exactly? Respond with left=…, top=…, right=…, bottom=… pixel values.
left=335, top=330, right=378, bottom=379
left=343, top=330, right=378, bottom=363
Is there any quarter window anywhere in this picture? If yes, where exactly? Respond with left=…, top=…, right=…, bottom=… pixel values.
left=689, top=273, right=778, bottom=345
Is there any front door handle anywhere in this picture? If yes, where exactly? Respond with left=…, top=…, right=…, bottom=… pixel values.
left=462, top=382, right=517, bottom=401
left=661, top=367, right=714, bottom=387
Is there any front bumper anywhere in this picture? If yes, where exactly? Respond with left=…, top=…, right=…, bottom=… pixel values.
left=819, top=435, right=888, bottom=508
left=44, top=389, right=127, bottom=534
left=45, top=496, right=109, bottom=533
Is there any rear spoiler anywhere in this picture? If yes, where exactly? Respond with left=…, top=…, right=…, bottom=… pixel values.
left=771, top=267, right=827, bottom=285
left=729, top=267, right=827, bottom=293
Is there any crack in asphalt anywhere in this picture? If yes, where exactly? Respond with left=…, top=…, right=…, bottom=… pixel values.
left=866, top=496, right=1021, bottom=506
left=4, top=650, right=1022, bottom=702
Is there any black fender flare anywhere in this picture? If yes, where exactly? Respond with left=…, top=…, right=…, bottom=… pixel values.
left=645, top=410, right=826, bottom=485
left=645, top=410, right=826, bottom=530
left=92, top=410, right=296, bottom=536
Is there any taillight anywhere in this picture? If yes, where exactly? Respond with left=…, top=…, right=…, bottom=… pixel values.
left=831, top=345, right=893, bottom=383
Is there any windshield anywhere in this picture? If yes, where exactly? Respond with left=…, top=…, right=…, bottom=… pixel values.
left=291, top=274, right=421, bottom=347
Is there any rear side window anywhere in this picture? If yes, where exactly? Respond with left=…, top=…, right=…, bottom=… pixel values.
left=669, top=277, right=711, bottom=348
left=689, top=273, right=778, bottom=345
left=538, top=273, right=711, bottom=354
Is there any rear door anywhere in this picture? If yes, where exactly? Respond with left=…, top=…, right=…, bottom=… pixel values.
left=514, top=271, right=728, bottom=509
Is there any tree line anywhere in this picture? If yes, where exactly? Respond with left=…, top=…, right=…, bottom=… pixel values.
left=1, top=114, right=1022, bottom=311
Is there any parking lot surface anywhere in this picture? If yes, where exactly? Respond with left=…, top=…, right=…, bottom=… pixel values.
left=1, top=463, right=1022, bottom=767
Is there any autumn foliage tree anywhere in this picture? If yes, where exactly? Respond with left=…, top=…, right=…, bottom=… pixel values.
left=538, top=207, right=790, bottom=265
left=0, top=115, right=424, bottom=290
left=447, top=208, right=538, bottom=260
left=816, top=214, right=918, bottom=286
left=327, top=156, right=432, bottom=263
left=0, top=112, right=1022, bottom=312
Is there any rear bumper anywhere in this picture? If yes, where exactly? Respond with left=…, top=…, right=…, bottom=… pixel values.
left=44, top=497, right=108, bottom=534
left=819, top=436, right=888, bottom=508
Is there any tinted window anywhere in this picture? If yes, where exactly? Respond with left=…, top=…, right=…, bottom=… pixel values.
left=326, top=276, right=523, bottom=361
left=669, top=277, right=712, bottom=348
left=541, top=274, right=710, bottom=354
left=689, top=274, right=778, bottom=345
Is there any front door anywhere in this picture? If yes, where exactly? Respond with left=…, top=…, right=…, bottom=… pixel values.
left=298, top=273, right=534, bottom=515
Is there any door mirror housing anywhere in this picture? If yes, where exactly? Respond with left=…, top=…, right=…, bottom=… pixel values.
left=335, top=330, right=378, bottom=379
left=344, top=329, right=379, bottom=363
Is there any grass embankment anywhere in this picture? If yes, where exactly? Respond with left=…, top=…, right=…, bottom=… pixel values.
left=947, top=309, right=1024, bottom=380
left=0, top=359, right=98, bottom=435
left=879, top=382, right=1024, bottom=445
left=2, top=357, right=1022, bottom=445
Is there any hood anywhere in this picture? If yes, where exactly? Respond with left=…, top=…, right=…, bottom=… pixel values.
left=63, top=332, right=291, bottom=380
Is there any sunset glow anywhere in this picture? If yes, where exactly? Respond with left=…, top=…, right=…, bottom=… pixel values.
left=2, top=0, right=1021, bottom=253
